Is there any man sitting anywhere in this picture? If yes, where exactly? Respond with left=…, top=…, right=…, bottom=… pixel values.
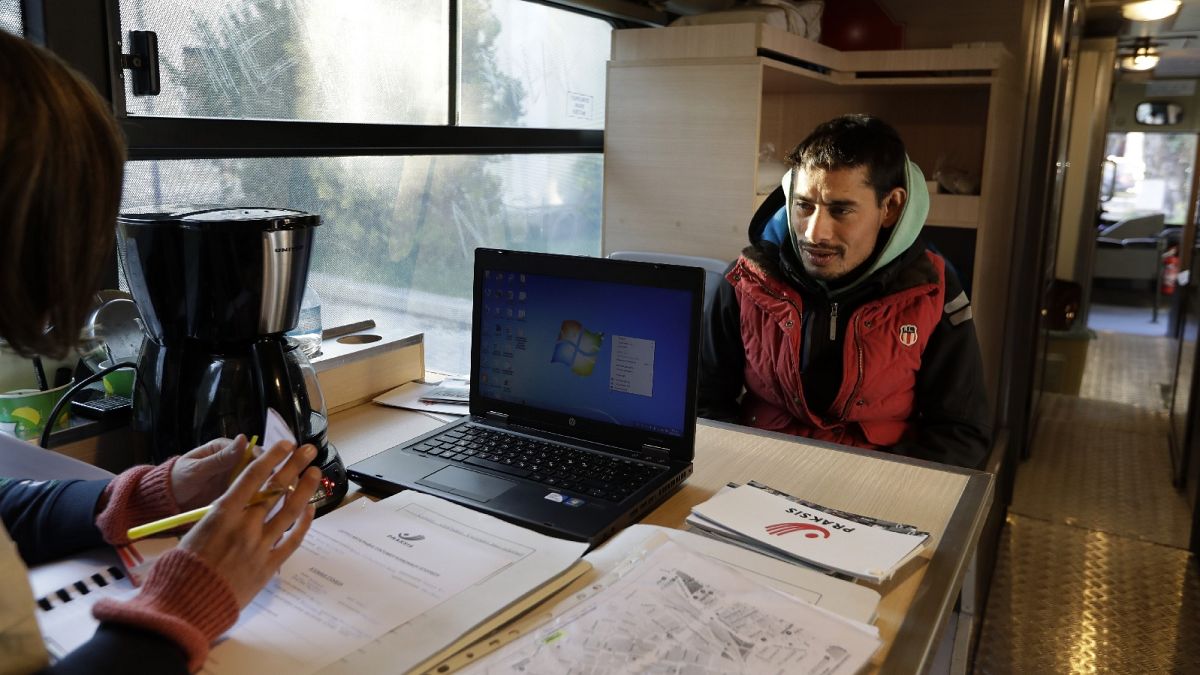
left=699, top=114, right=991, bottom=469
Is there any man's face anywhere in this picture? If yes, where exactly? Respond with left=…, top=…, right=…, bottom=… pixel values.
left=790, top=165, right=905, bottom=281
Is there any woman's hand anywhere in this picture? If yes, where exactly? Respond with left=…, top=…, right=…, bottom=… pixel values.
left=169, top=436, right=253, bottom=511
left=177, top=441, right=321, bottom=608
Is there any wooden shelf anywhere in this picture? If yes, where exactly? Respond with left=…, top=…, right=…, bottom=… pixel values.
left=926, top=194, right=981, bottom=229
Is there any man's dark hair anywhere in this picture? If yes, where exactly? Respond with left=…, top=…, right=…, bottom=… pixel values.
left=785, top=114, right=907, bottom=203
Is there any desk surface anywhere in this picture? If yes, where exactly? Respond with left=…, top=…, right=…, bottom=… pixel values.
left=329, top=403, right=993, bottom=675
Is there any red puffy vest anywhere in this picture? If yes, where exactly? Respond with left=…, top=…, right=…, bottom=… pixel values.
left=728, top=250, right=946, bottom=449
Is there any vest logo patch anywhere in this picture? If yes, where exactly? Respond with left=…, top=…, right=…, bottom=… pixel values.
left=898, top=324, right=918, bottom=347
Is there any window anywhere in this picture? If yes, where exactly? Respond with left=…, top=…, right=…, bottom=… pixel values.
left=460, top=0, right=609, bottom=129
left=113, top=1, right=610, bottom=373
left=122, top=153, right=602, bottom=374
left=1103, top=132, right=1198, bottom=225
left=118, top=0, right=449, bottom=123
left=0, top=0, right=21, bottom=35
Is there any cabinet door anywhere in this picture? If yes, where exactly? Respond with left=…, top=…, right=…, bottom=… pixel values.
left=603, top=61, right=761, bottom=259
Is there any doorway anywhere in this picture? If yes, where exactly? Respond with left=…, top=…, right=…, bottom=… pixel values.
left=1089, top=130, right=1196, bottom=336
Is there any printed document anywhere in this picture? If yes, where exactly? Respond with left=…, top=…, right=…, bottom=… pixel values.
left=463, top=540, right=880, bottom=675
left=30, top=538, right=177, bottom=659
left=204, top=492, right=585, bottom=675
left=689, top=484, right=928, bottom=583
left=421, top=525, right=879, bottom=674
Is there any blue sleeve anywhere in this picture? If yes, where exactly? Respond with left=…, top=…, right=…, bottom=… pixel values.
left=0, top=478, right=110, bottom=566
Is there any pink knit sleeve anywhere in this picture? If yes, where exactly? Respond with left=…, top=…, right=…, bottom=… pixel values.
left=92, top=548, right=240, bottom=672
left=95, top=457, right=181, bottom=546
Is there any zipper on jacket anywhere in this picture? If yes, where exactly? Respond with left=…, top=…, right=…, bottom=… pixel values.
left=839, top=316, right=865, bottom=421
left=829, top=302, right=839, bottom=341
left=758, top=279, right=803, bottom=323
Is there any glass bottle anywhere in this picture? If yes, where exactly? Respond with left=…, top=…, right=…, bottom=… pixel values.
left=287, top=285, right=322, bottom=357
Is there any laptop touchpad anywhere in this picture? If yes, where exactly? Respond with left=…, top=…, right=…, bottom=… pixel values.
left=418, top=466, right=514, bottom=502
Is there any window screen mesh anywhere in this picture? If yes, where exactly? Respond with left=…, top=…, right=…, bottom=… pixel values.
left=460, top=0, right=610, bottom=129
left=118, top=0, right=449, bottom=124
left=116, top=0, right=609, bottom=128
left=120, top=154, right=603, bottom=374
left=0, top=0, right=22, bottom=35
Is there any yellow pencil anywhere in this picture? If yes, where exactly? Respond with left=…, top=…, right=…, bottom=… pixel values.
left=126, top=484, right=292, bottom=541
left=226, top=434, right=258, bottom=487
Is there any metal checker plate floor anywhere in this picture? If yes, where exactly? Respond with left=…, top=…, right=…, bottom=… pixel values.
left=975, top=332, right=1199, bottom=673
left=974, top=514, right=1200, bottom=674
left=1012, top=394, right=1190, bottom=549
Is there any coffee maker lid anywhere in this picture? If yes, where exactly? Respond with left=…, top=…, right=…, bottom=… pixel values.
left=119, top=207, right=319, bottom=231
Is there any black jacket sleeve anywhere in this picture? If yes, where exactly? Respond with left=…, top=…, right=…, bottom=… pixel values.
left=0, top=478, right=109, bottom=566
left=39, top=624, right=188, bottom=675
left=890, top=269, right=993, bottom=470
left=697, top=264, right=746, bottom=423
left=2, top=477, right=191, bottom=674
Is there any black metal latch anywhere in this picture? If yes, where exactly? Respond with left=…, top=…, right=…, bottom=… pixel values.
left=120, top=30, right=160, bottom=96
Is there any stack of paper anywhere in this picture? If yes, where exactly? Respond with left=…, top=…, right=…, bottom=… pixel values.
left=457, top=533, right=882, bottom=675
left=686, top=482, right=929, bottom=584
left=374, top=380, right=470, bottom=420
left=420, top=525, right=883, bottom=674
left=417, top=377, right=470, bottom=403
left=31, top=491, right=587, bottom=675
left=210, top=491, right=588, bottom=675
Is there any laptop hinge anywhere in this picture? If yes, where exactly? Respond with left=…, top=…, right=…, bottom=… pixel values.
left=485, top=411, right=509, bottom=423
left=640, top=444, right=672, bottom=461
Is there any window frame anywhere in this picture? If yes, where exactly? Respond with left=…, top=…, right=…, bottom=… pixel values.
left=104, top=0, right=613, bottom=159
left=32, top=0, right=651, bottom=289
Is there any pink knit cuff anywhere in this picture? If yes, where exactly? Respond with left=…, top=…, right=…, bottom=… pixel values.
left=96, top=457, right=181, bottom=546
left=93, top=548, right=239, bottom=672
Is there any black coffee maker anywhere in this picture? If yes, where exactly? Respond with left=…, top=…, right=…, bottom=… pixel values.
left=118, top=207, right=347, bottom=514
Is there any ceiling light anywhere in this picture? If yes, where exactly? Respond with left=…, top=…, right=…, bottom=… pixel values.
left=1122, top=0, right=1182, bottom=21
left=1121, top=53, right=1161, bottom=70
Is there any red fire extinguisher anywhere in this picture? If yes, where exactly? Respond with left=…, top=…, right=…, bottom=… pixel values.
left=1162, top=246, right=1180, bottom=295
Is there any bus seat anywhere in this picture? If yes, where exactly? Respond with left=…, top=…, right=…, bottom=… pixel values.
left=607, top=251, right=729, bottom=311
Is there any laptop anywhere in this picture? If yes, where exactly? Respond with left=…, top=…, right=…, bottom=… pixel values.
left=347, top=248, right=703, bottom=546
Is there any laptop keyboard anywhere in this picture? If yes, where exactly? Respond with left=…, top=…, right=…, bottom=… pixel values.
left=409, top=425, right=664, bottom=502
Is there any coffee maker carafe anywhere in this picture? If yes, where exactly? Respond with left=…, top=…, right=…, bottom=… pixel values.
left=118, top=207, right=347, bottom=514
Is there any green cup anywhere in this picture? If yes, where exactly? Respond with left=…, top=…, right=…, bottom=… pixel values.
left=0, top=381, right=73, bottom=442
left=99, top=361, right=135, bottom=397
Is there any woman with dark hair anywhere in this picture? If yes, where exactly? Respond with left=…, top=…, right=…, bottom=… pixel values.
left=0, top=31, right=321, bottom=674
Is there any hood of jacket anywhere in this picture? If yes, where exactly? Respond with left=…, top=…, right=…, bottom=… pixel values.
left=780, top=157, right=930, bottom=297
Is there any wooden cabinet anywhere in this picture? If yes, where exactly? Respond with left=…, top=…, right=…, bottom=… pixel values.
left=601, top=22, right=1023, bottom=404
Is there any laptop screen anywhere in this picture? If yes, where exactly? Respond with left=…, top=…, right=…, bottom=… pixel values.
left=474, top=253, right=698, bottom=441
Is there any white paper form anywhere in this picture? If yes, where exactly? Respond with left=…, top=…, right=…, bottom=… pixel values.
left=203, top=492, right=566, bottom=675
left=30, top=537, right=178, bottom=659
left=658, top=528, right=880, bottom=624
left=464, top=540, right=880, bottom=675
left=320, top=493, right=587, bottom=674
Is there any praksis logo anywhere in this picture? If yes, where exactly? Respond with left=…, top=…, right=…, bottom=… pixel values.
left=386, top=532, right=426, bottom=547
left=765, top=522, right=830, bottom=539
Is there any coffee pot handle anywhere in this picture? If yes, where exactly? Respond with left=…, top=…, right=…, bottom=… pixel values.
left=250, top=340, right=304, bottom=441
